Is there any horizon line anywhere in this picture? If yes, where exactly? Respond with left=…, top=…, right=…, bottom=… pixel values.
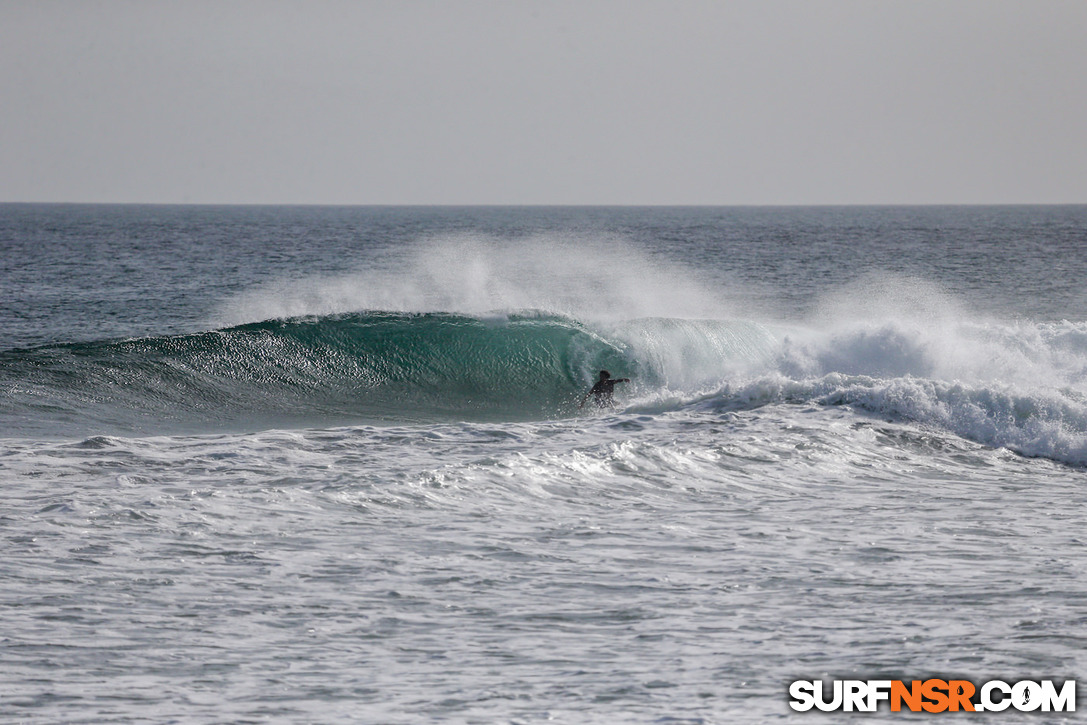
left=2, top=200, right=1085, bottom=208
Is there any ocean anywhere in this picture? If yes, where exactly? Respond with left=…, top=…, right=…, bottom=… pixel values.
left=1, top=204, right=1085, bottom=722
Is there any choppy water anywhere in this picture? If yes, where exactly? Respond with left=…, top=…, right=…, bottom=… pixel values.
left=2, top=205, right=1085, bottom=722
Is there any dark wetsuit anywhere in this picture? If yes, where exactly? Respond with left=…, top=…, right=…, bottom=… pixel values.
left=581, top=373, right=630, bottom=408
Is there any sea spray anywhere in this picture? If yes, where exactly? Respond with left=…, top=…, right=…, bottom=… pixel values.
left=213, top=234, right=742, bottom=327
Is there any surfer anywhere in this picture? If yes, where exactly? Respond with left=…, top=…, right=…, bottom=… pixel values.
left=579, top=370, right=630, bottom=409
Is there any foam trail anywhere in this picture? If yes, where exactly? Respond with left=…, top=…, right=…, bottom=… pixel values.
left=700, top=371, right=1087, bottom=466
left=702, top=291, right=1087, bottom=466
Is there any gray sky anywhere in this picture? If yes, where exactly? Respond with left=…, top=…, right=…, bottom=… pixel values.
left=2, top=0, right=1085, bottom=205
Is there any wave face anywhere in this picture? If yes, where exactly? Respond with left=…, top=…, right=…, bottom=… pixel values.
left=0, top=311, right=773, bottom=434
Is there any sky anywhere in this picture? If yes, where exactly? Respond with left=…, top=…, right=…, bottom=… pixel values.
left=1, top=0, right=1085, bottom=205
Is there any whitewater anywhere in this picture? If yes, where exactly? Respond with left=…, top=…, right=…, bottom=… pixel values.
left=1, top=204, right=1085, bottom=722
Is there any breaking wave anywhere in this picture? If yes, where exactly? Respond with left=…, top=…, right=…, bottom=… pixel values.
left=2, top=306, right=1085, bottom=466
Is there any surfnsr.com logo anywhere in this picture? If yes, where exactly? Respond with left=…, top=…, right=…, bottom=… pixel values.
left=789, top=679, right=1076, bottom=713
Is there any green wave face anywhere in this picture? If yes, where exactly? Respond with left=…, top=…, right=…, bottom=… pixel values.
left=219, top=311, right=633, bottom=419
left=1, top=310, right=779, bottom=436
left=0, top=312, right=638, bottom=434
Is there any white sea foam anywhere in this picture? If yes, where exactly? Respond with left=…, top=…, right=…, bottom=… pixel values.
left=689, top=372, right=1087, bottom=466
